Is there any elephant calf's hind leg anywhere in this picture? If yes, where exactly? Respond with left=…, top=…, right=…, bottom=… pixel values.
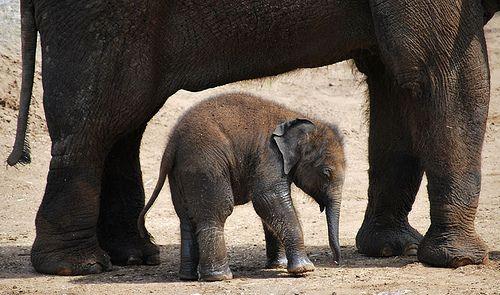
left=196, top=224, right=232, bottom=281
left=183, top=174, right=234, bottom=281
left=178, top=220, right=199, bottom=280
left=171, top=180, right=200, bottom=280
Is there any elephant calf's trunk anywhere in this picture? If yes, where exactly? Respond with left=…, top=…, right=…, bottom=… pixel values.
left=326, top=200, right=341, bottom=264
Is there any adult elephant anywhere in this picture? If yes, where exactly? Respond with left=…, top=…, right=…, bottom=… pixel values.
left=8, top=0, right=498, bottom=275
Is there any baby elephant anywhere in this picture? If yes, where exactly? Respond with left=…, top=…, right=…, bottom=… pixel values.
left=138, top=92, right=345, bottom=281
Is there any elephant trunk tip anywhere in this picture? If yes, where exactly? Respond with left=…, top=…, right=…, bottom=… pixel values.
left=325, top=200, right=341, bottom=266
left=330, top=242, right=341, bottom=266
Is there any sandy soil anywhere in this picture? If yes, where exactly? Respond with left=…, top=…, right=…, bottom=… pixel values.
left=0, top=2, right=499, bottom=294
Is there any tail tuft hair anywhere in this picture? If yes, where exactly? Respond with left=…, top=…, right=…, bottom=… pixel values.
left=18, top=138, right=31, bottom=165
left=7, top=138, right=31, bottom=166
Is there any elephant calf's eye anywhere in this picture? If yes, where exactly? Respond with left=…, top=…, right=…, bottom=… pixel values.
left=322, top=167, right=332, bottom=179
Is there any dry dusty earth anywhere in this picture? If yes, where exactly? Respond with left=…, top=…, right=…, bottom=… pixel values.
left=0, top=2, right=499, bottom=294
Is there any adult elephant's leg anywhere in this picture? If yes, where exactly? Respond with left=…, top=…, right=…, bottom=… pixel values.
left=415, top=49, right=490, bottom=266
left=355, top=53, right=424, bottom=257
left=31, top=137, right=111, bottom=275
left=368, top=0, right=489, bottom=267
left=97, top=126, right=160, bottom=266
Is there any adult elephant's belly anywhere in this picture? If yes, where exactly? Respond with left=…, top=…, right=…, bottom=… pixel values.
left=161, top=0, right=377, bottom=93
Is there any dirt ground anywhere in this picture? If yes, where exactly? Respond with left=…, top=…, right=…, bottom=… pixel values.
left=0, top=2, right=499, bottom=294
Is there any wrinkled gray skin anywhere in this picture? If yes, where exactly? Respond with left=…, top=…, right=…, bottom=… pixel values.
left=7, top=0, right=499, bottom=275
left=138, top=93, right=346, bottom=281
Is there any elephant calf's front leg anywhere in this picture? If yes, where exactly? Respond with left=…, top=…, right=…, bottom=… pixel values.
left=253, top=185, right=314, bottom=275
left=262, top=221, right=287, bottom=269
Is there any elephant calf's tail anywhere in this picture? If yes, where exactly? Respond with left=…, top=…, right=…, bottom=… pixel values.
left=138, top=144, right=175, bottom=238
left=7, top=0, right=37, bottom=166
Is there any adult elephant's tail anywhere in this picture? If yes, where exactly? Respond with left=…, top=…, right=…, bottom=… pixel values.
left=138, top=143, right=176, bottom=238
left=7, top=0, right=37, bottom=166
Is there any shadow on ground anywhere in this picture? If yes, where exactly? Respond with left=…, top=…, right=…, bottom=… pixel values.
left=0, top=245, right=39, bottom=279
left=2, top=244, right=497, bottom=284
left=70, top=244, right=420, bottom=284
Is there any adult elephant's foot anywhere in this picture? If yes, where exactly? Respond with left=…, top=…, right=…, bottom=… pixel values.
left=287, top=255, right=315, bottom=275
left=356, top=218, right=423, bottom=257
left=418, top=226, right=488, bottom=268
left=31, top=237, right=111, bottom=275
left=100, top=236, right=160, bottom=266
left=31, top=158, right=113, bottom=276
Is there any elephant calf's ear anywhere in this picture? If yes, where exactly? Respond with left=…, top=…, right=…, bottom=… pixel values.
left=272, top=118, right=315, bottom=174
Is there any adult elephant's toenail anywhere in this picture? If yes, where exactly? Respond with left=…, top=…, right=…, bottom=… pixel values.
left=403, top=244, right=418, bottom=256
left=126, top=255, right=143, bottom=265
left=381, top=246, right=393, bottom=257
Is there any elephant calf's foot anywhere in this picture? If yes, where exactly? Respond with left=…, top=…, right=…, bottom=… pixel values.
left=265, top=255, right=288, bottom=269
left=287, top=255, right=315, bottom=275
left=418, top=226, right=488, bottom=268
left=100, top=237, right=160, bottom=266
left=199, top=264, right=233, bottom=281
left=31, top=241, right=111, bottom=275
left=356, top=219, right=423, bottom=257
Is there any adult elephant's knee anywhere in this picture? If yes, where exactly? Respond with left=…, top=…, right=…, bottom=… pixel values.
left=31, top=150, right=111, bottom=275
